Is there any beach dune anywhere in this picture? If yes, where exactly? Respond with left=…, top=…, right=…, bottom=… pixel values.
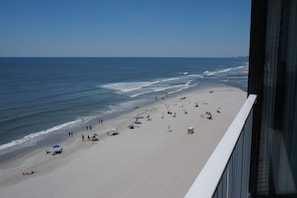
left=0, top=86, right=246, bottom=198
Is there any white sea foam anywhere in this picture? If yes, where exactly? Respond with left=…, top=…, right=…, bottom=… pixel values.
left=76, top=115, right=99, bottom=124
left=177, top=71, right=189, bottom=75
left=186, top=74, right=204, bottom=79
left=203, top=68, right=231, bottom=76
left=129, top=79, right=195, bottom=98
left=105, top=99, right=148, bottom=114
left=0, top=120, right=81, bottom=152
left=168, top=81, right=197, bottom=95
left=130, top=86, right=178, bottom=98
left=130, top=90, right=154, bottom=98
left=129, top=86, right=168, bottom=98
left=203, top=65, right=248, bottom=77
left=101, top=81, right=159, bottom=93
left=101, top=73, right=204, bottom=98
left=222, top=76, right=248, bottom=79
left=110, top=73, right=200, bottom=93
left=160, top=77, right=180, bottom=82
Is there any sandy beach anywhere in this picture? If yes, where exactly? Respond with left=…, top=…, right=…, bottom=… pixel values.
left=0, top=85, right=246, bottom=198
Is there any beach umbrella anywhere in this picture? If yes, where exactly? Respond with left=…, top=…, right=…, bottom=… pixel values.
left=52, top=144, right=63, bottom=154
left=52, top=144, right=61, bottom=149
left=52, top=144, right=62, bottom=151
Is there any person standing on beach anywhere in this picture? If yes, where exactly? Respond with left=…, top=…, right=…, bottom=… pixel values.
left=82, top=134, right=85, bottom=141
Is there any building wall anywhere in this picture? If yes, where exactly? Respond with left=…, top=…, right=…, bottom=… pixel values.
left=249, top=0, right=297, bottom=197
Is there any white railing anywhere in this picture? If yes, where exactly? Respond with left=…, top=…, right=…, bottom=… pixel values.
left=185, top=94, right=257, bottom=198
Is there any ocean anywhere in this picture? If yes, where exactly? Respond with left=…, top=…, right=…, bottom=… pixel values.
left=0, top=57, right=248, bottom=161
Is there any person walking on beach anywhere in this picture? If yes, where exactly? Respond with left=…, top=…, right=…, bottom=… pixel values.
left=82, top=134, right=85, bottom=141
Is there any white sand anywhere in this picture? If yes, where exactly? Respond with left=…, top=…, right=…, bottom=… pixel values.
left=0, top=85, right=246, bottom=198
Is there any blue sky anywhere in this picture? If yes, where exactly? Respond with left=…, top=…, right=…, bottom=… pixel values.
left=0, top=0, right=251, bottom=57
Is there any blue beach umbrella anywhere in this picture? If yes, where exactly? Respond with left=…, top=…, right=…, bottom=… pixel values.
left=52, top=144, right=61, bottom=149
left=52, top=144, right=63, bottom=154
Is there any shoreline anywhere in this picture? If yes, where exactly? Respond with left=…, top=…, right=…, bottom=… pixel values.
left=0, top=85, right=247, bottom=197
left=0, top=83, right=233, bottom=163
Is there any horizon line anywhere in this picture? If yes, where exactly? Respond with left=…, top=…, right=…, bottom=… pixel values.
left=0, top=56, right=249, bottom=58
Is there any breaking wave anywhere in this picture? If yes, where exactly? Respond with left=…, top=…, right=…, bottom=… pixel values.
left=101, top=75, right=203, bottom=98
left=0, top=120, right=81, bottom=153
left=202, top=64, right=249, bottom=77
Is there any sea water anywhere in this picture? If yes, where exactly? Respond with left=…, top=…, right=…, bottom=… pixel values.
left=0, top=57, right=248, bottom=161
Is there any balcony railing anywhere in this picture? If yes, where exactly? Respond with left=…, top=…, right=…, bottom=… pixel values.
left=185, top=94, right=257, bottom=198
